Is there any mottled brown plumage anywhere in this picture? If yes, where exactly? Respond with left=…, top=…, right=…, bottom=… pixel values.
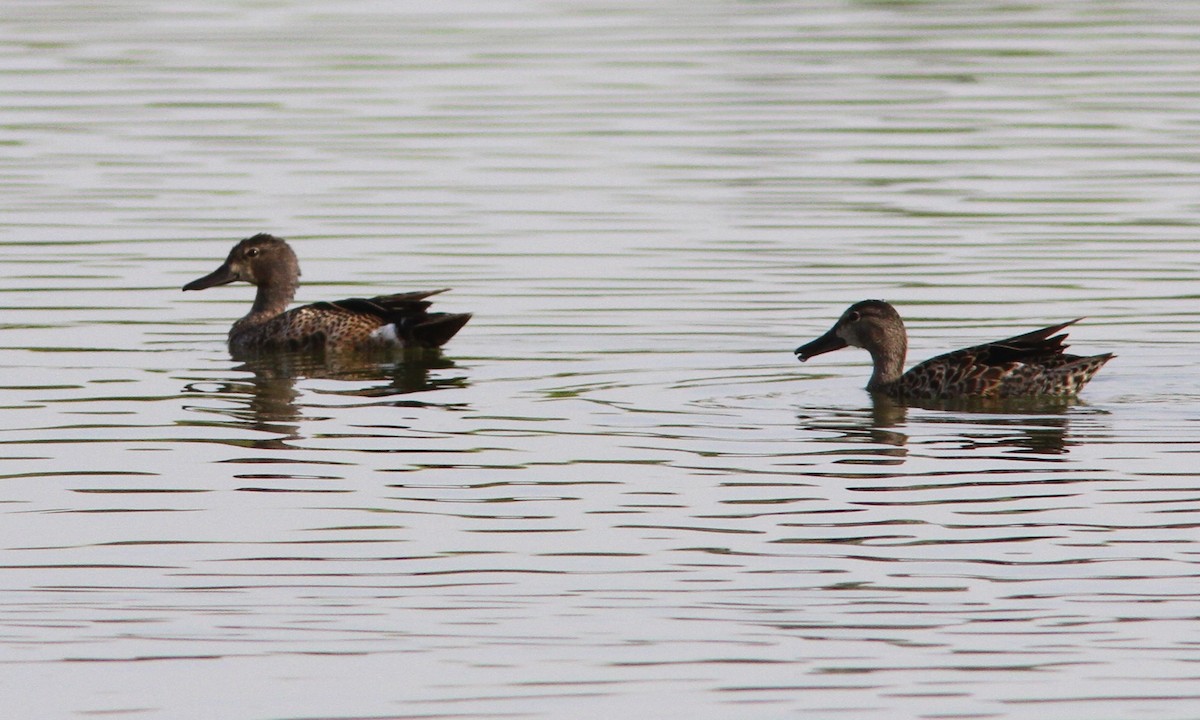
left=183, top=234, right=471, bottom=358
left=794, top=300, right=1113, bottom=400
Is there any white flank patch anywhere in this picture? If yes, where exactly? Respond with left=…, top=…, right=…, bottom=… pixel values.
left=369, top=324, right=403, bottom=347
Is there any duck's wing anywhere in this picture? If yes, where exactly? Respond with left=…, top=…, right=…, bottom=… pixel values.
left=313, top=288, right=450, bottom=317
left=897, top=319, right=1112, bottom=398
left=961, top=318, right=1080, bottom=364
left=311, top=289, right=470, bottom=348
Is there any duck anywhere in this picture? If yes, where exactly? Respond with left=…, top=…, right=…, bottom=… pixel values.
left=182, top=233, right=471, bottom=358
left=794, top=300, right=1113, bottom=399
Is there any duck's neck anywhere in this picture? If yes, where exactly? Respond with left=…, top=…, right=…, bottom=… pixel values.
left=866, top=343, right=907, bottom=392
left=238, top=280, right=296, bottom=327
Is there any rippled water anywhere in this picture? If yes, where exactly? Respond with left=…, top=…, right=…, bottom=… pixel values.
left=2, top=1, right=1200, bottom=718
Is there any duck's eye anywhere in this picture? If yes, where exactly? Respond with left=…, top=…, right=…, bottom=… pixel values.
left=847, top=311, right=861, bottom=322
left=245, top=247, right=260, bottom=258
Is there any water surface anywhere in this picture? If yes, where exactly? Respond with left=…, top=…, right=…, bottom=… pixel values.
left=1, top=1, right=1199, bottom=719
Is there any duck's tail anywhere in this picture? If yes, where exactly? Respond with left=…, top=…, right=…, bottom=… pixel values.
left=407, top=312, right=473, bottom=348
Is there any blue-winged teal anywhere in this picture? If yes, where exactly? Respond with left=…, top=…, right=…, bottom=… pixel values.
left=794, top=300, right=1113, bottom=399
left=183, top=234, right=471, bottom=357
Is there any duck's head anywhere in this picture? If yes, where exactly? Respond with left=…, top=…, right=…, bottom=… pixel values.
left=183, top=233, right=301, bottom=292
left=795, top=299, right=905, bottom=361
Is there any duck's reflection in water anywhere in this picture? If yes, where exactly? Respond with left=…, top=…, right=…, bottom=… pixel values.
left=796, top=394, right=1088, bottom=466
left=182, top=350, right=468, bottom=441
left=795, top=398, right=910, bottom=467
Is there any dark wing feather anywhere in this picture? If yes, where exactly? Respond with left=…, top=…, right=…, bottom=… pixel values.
left=313, top=288, right=449, bottom=319
left=956, top=319, right=1080, bottom=365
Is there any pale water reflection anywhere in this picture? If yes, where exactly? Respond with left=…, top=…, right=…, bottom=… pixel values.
left=2, top=0, right=1200, bottom=719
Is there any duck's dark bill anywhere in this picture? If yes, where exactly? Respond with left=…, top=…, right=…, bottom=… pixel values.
left=795, top=328, right=847, bottom=362
left=183, top=264, right=237, bottom=291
